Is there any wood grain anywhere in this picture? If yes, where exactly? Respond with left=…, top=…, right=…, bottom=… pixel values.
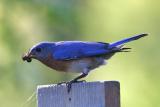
left=37, top=81, right=120, bottom=107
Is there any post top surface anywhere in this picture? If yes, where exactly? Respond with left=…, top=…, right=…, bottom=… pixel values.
left=37, top=81, right=120, bottom=89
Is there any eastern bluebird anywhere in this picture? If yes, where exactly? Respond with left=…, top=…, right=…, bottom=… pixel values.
left=22, top=33, right=147, bottom=92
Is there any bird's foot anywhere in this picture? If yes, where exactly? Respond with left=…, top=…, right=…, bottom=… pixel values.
left=74, top=80, right=86, bottom=83
left=57, top=81, right=67, bottom=85
left=66, top=80, right=86, bottom=93
left=57, top=80, right=86, bottom=93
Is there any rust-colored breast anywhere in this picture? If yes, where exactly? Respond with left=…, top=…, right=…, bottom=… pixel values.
left=39, top=54, right=71, bottom=72
left=39, top=54, right=105, bottom=73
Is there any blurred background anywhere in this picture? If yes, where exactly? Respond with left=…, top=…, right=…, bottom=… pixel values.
left=0, top=0, right=159, bottom=107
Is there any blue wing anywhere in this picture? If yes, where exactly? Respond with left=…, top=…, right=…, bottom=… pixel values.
left=52, top=34, right=148, bottom=60
left=53, top=41, right=110, bottom=60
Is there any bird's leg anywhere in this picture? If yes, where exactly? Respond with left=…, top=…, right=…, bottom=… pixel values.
left=57, top=73, right=87, bottom=85
left=67, top=73, right=88, bottom=93
left=70, top=73, right=88, bottom=82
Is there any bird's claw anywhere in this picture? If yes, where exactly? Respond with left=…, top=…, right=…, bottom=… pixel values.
left=57, top=80, right=86, bottom=93
left=57, top=81, right=67, bottom=85
left=66, top=81, right=72, bottom=93
left=66, top=80, right=86, bottom=93
left=76, top=80, right=86, bottom=83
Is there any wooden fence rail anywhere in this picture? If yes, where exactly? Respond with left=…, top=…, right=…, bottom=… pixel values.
left=37, top=81, right=120, bottom=107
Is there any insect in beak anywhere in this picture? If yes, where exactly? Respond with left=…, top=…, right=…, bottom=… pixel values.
left=22, top=52, right=34, bottom=62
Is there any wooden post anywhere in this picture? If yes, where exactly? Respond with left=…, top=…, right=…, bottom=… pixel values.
left=37, top=81, right=120, bottom=107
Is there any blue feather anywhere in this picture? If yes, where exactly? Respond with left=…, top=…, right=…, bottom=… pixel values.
left=52, top=34, right=148, bottom=60
left=53, top=41, right=109, bottom=60
left=109, top=33, right=148, bottom=48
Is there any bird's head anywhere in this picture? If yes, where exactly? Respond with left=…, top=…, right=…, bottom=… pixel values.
left=22, top=42, right=55, bottom=62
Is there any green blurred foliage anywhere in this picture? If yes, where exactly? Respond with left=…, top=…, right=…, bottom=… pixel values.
left=0, top=0, right=160, bottom=107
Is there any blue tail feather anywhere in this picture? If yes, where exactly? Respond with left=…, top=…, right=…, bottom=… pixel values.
left=109, top=33, right=148, bottom=48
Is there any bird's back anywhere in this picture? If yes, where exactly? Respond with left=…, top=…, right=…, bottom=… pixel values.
left=53, top=41, right=110, bottom=60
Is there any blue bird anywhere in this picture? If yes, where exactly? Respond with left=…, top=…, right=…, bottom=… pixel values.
left=22, top=33, right=148, bottom=92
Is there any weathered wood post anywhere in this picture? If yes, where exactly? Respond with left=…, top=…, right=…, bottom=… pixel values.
left=37, top=81, right=120, bottom=107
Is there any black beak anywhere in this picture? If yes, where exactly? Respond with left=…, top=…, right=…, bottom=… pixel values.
left=22, top=52, right=33, bottom=62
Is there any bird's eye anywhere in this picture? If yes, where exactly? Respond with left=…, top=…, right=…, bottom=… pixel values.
left=36, top=48, right=41, bottom=52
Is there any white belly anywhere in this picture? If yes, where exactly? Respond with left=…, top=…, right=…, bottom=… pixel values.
left=67, top=57, right=106, bottom=73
